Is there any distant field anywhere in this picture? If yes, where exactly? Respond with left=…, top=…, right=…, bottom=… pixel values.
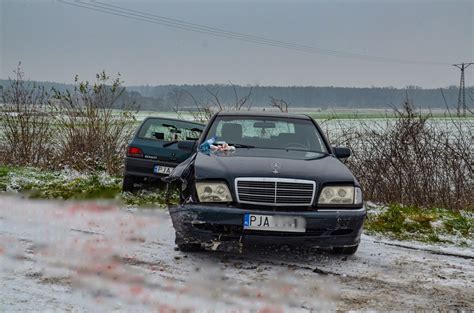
left=133, top=109, right=474, bottom=122
left=1, top=105, right=472, bottom=123
left=1, top=106, right=472, bottom=140
left=1, top=109, right=473, bottom=133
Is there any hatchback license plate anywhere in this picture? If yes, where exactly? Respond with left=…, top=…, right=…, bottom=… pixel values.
left=243, top=214, right=306, bottom=233
left=153, top=165, right=174, bottom=175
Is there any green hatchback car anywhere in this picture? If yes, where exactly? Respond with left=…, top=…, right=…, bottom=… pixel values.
left=123, top=117, right=205, bottom=192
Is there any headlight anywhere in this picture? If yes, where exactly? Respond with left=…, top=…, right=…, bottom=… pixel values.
left=318, top=186, right=363, bottom=205
left=196, top=182, right=232, bottom=202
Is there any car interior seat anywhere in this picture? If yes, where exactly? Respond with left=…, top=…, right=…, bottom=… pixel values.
left=221, top=123, right=243, bottom=144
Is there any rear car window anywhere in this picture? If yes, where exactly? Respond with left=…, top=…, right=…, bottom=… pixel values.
left=138, top=118, right=203, bottom=141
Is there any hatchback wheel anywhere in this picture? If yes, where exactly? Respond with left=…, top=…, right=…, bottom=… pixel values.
left=122, top=175, right=136, bottom=192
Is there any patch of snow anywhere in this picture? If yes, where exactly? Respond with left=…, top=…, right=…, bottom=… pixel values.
left=1, top=196, right=473, bottom=311
left=365, top=201, right=388, bottom=216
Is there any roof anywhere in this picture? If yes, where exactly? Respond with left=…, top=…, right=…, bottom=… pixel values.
left=143, top=116, right=205, bottom=126
left=217, top=111, right=311, bottom=120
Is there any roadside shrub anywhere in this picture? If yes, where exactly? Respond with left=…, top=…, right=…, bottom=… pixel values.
left=0, top=64, right=54, bottom=168
left=325, top=101, right=473, bottom=211
left=51, top=72, right=137, bottom=174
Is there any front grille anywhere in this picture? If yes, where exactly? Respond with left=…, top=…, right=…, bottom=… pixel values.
left=235, top=178, right=316, bottom=206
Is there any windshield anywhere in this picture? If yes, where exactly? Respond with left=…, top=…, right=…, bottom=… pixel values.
left=138, top=118, right=203, bottom=141
left=206, top=116, right=328, bottom=153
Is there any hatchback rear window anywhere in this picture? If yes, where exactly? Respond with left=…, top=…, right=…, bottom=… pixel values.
left=138, top=118, right=203, bottom=141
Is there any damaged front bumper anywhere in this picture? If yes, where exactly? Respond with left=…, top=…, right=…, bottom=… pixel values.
left=169, top=204, right=366, bottom=250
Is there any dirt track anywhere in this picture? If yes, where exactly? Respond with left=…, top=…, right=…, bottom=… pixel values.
left=1, top=197, right=473, bottom=311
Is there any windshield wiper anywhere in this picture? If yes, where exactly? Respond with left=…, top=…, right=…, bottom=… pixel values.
left=163, top=140, right=178, bottom=147
left=229, top=143, right=255, bottom=148
left=304, top=151, right=331, bottom=160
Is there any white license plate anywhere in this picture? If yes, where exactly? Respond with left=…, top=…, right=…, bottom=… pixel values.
left=243, top=214, right=306, bottom=233
left=153, top=165, right=174, bottom=175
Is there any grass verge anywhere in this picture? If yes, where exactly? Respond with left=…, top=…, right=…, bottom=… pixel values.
left=365, top=203, right=473, bottom=246
left=0, top=166, right=178, bottom=208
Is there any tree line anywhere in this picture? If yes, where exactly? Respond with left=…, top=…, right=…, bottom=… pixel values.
left=1, top=79, right=471, bottom=111
left=129, top=84, right=469, bottom=111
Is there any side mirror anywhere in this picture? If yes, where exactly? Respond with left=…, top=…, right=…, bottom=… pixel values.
left=178, top=140, right=197, bottom=151
left=333, top=147, right=351, bottom=159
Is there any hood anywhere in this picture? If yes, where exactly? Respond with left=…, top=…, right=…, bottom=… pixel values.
left=194, top=148, right=357, bottom=186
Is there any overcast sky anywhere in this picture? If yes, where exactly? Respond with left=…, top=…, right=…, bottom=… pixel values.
left=1, top=0, right=472, bottom=87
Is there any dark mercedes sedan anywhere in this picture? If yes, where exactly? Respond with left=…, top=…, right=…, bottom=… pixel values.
left=168, top=111, right=366, bottom=255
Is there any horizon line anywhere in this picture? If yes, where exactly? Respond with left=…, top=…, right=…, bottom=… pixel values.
left=0, top=77, right=470, bottom=90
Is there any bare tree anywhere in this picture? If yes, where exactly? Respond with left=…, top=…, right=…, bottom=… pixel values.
left=0, top=64, right=54, bottom=167
left=181, top=89, right=214, bottom=123
left=269, top=96, right=289, bottom=112
left=167, top=88, right=187, bottom=120
left=230, top=82, right=253, bottom=111
left=204, top=84, right=253, bottom=116
left=175, top=83, right=254, bottom=123
left=204, top=87, right=224, bottom=112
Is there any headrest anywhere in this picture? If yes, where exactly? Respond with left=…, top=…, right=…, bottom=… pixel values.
left=221, top=123, right=243, bottom=142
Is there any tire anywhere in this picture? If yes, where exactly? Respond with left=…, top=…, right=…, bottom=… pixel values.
left=332, top=244, right=359, bottom=255
left=175, top=232, right=202, bottom=252
left=177, top=242, right=202, bottom=252
left=122, top=175, right=136, bottom=192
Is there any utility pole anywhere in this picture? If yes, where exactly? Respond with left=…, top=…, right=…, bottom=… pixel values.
left=453, top=62, right=473, bottom=116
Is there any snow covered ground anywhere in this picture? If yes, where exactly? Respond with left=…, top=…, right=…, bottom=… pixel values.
left=1, top=196, right=473, bottom=311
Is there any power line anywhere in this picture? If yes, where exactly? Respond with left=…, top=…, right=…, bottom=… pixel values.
left=88, top=0, right=446, bottom=64
left=453, top=62, right=473, bottom=116
left=57, top=0, right=450, bottom=66
left=60, top=0, right=368, bottom=58
left=59, top=1, right=336, bottom=56
left=68, top=0, right=451, bottom=65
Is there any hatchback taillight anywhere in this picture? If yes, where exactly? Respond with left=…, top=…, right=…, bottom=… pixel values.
left=127, top=146, right=144, bottom=158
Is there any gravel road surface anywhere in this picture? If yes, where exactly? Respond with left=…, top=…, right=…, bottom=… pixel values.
left=1, top=197, right=473, bottom=311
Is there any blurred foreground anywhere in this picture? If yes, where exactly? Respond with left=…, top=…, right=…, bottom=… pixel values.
left=1, top=197, right=473, bottom=311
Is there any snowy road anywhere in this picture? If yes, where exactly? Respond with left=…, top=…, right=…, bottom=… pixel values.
left=1, top=197, right=473, bottom=311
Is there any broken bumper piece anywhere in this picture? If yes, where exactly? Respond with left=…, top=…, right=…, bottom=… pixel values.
left=169, top=204, right=366, bottom=250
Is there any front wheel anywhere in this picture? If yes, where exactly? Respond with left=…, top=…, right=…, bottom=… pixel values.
left=175, top=232, right=202, bottom=252
left=177, top=243, right=202, bottom=252
left=122, top=175, right=136, bottom=192
left=332, top=245, right=359, bottom=255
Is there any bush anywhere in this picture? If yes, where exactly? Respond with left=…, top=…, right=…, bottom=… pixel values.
left=1, top=68, right=138, bottom=175
left=325, top=101, right=473, bottom=211
left=51, top=72, right=137, bottom=174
